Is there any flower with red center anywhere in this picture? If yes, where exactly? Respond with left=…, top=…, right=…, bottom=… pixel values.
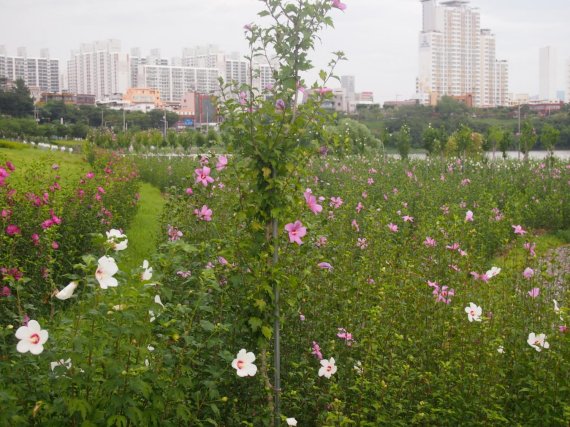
left=318, top=357, right=338, bottom=378
left=465, top=303, right=482, bottom=322
left=95, top=256, right=119, bottom=289
left=527, top=332, right=549, bottom=351
left=195, top=166, right=214, bottom=187
left=356, top=237, right=368, bottom=249
left=284, top=220, right=307, bottom=245
left=15, top=320, right=48, bottom=354
left=167, top=225, right=183, bottom=241
left=231, top=349, right=257, bottom=377
left=194, top=205, right=213, bottom=221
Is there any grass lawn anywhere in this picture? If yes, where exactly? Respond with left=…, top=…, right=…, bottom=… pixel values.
left=120, top=182, right=166, bottom=273
left=0, top=140, right=90, bottom=184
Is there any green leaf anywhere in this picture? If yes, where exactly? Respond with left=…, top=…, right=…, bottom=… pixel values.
left=200, top=320, right=216, bottom=332
left=262, top=325, right=273, bottom=339
left=249, top=317, right=263, bottom=332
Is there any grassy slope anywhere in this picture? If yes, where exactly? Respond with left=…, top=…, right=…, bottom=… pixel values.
left=120, top=182, right=165, bottom=273
left=492, top=232, right=568, bottom=273
left=0, top=142, right=89, bottom=183
left=1, top=141, right=165, bottom=274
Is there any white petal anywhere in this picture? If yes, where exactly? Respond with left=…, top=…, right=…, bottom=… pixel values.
left=99, top=276, right=118, bottom=289
left=55, top=281, right=78, bottom=300
left=244, top=351, right=256, bottom=363
left=17, top=340, right=30, bottom=353
left=29, top=343, right=44, bottom=355
left=27, top=320, right=41, bottom=333
left=15, top=326, right=30, bottom=340
left=245, top=363, right=257, bottom=376
left=38, top=330, right=49, bottom=345
left=154, top=295, right=164, bottom=308
left=236, top=366, right=250, bottom=377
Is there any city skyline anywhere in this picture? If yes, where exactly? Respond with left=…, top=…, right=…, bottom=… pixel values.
left=1, top=0, right=569, bottom=103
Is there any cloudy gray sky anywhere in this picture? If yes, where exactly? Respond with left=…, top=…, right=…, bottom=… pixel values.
left=1, top=0, right=569, bottom=103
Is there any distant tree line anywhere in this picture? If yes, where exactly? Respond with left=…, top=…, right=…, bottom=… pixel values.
left=0, top=78, right=182, bottom=141
left=354, top=96, right=570, bottom=151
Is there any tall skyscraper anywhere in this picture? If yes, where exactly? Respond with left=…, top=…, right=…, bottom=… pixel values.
left=341, top=75, right=356, bottom=101
left=67, top=39, right=130, bottom=100
left=417, top=0, right=508, bottom=107
left=539, top=46, right=557, bottom=101
left=0, top=46, right=59, bottom=92
left=567, top=59, right=570, bottom=103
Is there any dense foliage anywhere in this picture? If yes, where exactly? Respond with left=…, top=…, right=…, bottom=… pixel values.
left=355, top=98, right=570, bottom=151
left=1, top=1, right=569, bottom=425
left=0, top=148, right=139, bottom=321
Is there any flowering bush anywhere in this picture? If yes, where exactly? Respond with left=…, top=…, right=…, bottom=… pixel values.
left=0, top=149, right=139, bottom=321
left=1, top=0, right=570, bottom=424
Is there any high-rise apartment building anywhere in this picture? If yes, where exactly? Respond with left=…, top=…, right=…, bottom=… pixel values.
left=417, top=0, right=508, bottom=107
left=67, top=39, right=130, bottom=100
left=539, top=46, right=557, bottom=101
left=567, top=59, right=570, bottom=103
left=495, top=60, right=509, bottom=107
left=0, top=46, right=59, bottom=92
left=130, top=47, right=168, bottom=88
left=341, top=75, right=356, bottom=100
left=225, top=52, right=249, bottom=87
left=253, top=61, right=276, bottom=92
left=138, top=64, right=219, bottom=102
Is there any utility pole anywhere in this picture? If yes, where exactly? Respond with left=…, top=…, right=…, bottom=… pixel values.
left=518, top=104, right=521, bottom=160
left=122, top=107, right=126, bottom=132
left=163, top=109, right=168, bottom=142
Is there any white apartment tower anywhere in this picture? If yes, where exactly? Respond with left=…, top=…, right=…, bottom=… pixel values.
left=67, top=39, right=130, bottom=100
left=495, top=60, right=509, bottom=106
left=417, top=0, right=508, bottom=107
left=539, top=46, right=557, bottom=101
left=138, top=64, right=220, bottom=102
left=225, top=52, right=249, bottom=87
left=567, top=59, right=570, bottom=103
left=0, top=46, right=60, bottom=92
left=341, top=75, right=356, bottom=101
left=130, top=47, right=168, bottom=88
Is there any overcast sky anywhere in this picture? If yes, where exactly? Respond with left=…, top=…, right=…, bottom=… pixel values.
left=1, top=0, right=569, bottom=103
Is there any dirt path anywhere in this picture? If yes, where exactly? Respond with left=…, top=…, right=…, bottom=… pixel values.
left=541, top=244, right=570, bottom=300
